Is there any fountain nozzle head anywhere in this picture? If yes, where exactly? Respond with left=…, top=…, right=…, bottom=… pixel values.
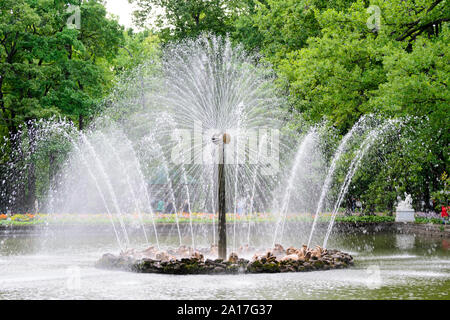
left=223, top=133, right=231, bottom=144
left=212, top=133, right=231, bottom=145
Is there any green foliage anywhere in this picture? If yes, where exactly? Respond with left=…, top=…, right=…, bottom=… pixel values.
left=0, top=0, right=124, bottom=131
left=113, top=29, right=161, bottom=75
left=130, top=0, right=240, bottom=41
left=0, top=0, right=448, bottom=215
left=244, top=0, right=321, bottom=63
left=233, top=0, right=357, bottom=61
left=260, top=0, right=449, bottom=213
left=431, top=172, right=449, bottom=209
left=414, top=216, right=444, bottom=224
left=335, top=215, right=395, bottom=223
left=0, top=0, right=124, bottom=211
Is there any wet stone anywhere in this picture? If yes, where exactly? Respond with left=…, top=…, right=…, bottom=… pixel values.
left=95, top=247, right=353, bottom=274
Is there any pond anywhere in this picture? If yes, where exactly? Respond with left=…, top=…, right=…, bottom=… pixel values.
left=0, top=229, right=448, bottom=300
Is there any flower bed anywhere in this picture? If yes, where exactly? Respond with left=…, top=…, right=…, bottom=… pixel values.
left=0, top=213, right=44, bottom=225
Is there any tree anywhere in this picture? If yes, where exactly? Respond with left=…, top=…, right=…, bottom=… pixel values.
left=113, top=29, right=161, bottom=75
left=274, top=0, right=449, bottom=212
left=366, top=26, right=449, bottom=211
left=0, top=0, right=123, bottom=211
left=130, top=0, right=240, bottom=41
left=232, top=0, right=358, bottom=63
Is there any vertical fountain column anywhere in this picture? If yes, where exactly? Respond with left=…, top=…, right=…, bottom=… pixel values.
left=215, top=133, right=230, bottom=260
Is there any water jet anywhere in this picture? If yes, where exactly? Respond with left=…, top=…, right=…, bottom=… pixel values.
left=1, top=35, right=402, bottom=275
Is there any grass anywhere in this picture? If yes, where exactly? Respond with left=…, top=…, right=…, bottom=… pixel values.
left=335, top=215, right=395, bottom=223
left=414, top=216, right=446, bottom=225
left=0, top=212, right=445, bottom=227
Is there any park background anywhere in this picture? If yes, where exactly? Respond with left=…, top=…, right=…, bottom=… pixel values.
left=0, top=0, right=448, bottom=216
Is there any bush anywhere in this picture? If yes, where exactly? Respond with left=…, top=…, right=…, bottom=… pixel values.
left=335, top=215, right=395, bottom=223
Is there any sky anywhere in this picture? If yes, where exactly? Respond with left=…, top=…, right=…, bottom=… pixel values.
left=104, top=0, right=136, bottom=29
left=104, top=0, right=162, bottom=29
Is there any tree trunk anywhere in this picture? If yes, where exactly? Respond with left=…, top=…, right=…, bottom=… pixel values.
left=26, top=121, right=36, bottom=212
left=49, top=152, right=56, bottom=189
left=78, top=114, right=84, bottom=131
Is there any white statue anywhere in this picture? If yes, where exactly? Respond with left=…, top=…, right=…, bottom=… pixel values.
left=395, top=193, right=415, bottom=222
left=396, top=193, right=413, bottom=211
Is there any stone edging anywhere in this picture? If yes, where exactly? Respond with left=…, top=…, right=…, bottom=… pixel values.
left=95, top=249, right=354, bottom=275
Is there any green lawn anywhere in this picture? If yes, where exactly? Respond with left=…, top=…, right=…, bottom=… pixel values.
left=0, top=212, right=445, bottom=227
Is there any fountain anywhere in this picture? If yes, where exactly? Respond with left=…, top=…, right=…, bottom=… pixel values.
left=1, top=35, right=404, bottom=274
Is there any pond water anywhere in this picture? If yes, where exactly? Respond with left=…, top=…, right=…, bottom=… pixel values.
left=0, top=229, right=449, bottom=300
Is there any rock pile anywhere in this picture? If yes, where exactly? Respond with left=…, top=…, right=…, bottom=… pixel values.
left=95, top=244, right=353, bottom=274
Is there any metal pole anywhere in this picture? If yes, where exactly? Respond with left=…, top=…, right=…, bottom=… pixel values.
left=218, top=137, right=227, bottom=260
